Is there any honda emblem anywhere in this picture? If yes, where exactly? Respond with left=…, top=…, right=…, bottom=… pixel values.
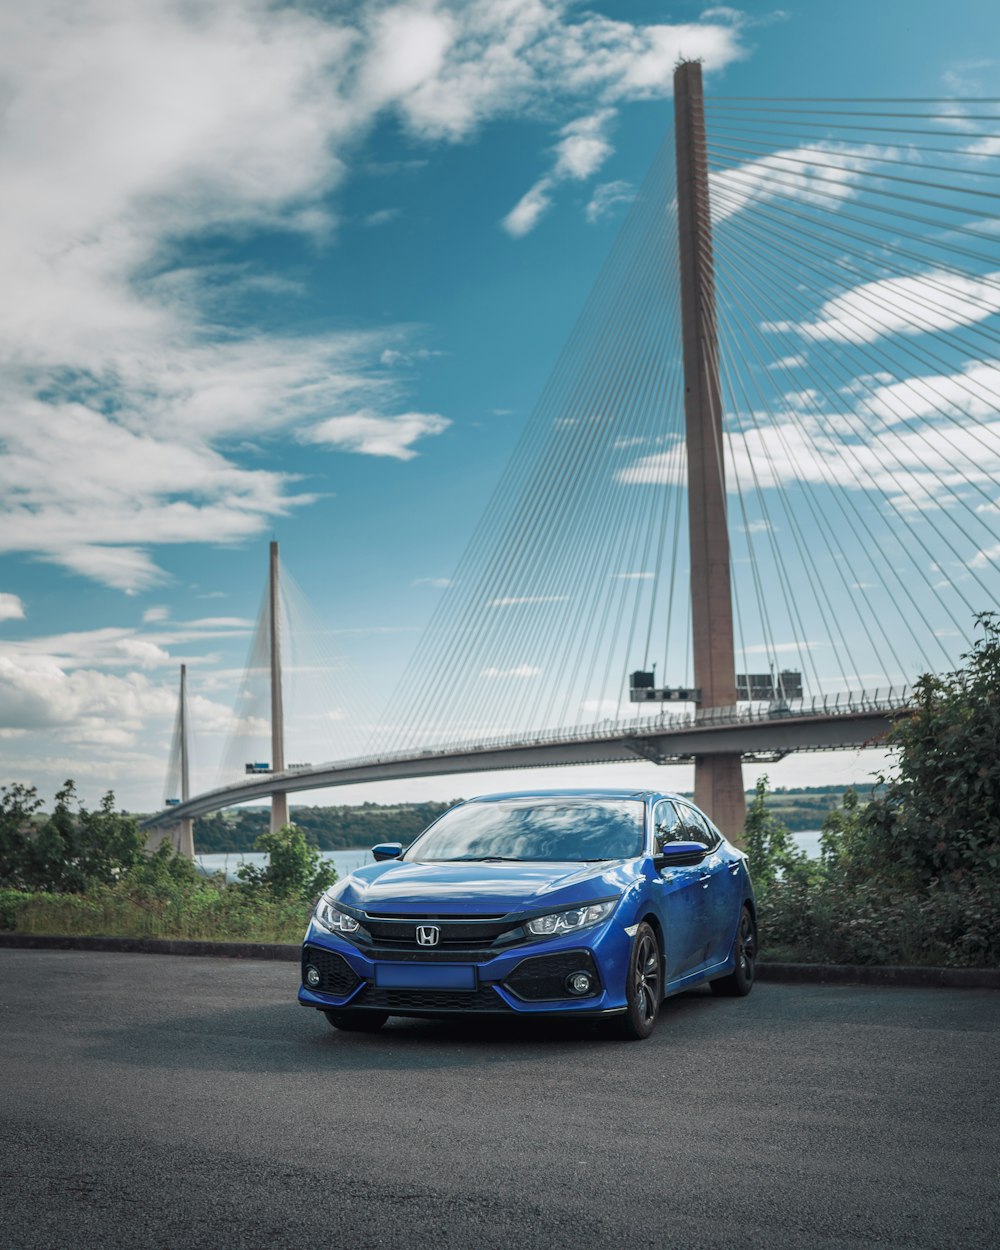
left=416, top=925, right=440, bottom=947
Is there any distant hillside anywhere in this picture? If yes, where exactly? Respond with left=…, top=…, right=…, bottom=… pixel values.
left=190, top=785, right=869, bottom=851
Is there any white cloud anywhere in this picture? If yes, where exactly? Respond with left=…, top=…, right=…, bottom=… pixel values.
left=142, top=606, right=170, bottom=624
left=767, top=269, right=1000, bottom=345
left=363, top=208, right=401, bottom=227
left=412, top=577, right=453, bottom=588
left=616, top=407, right=1000, bottom=508
left=963, top=136, right=1000, bottom=159
left=480, top=664, right=541, bottom=679
left=487, top=595, right=569, bottom=606
left=553, top=110, right=616, bottom=180
left=863, top=363, right=1000, bottom=426
left=710, top=142, right=897, bottom=224
left=0, top=593, right=25, bottom=622
left=585, top=179, right=636, bottom=223
left=502, top=178, right=556, bottom=237
left=302, top=411, right=450, bottom=460
left=0, top=0, right=748, bottom=588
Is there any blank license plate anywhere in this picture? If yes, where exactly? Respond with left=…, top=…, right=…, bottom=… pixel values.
left=374, top=963, right=476, bottom=990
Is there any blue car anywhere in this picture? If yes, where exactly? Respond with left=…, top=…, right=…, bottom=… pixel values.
left=298, top=789, right=756, bottom=1040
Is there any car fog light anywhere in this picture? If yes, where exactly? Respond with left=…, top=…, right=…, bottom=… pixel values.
left=566, top=971, right=592, bottom=995
left=305, top=965, right=321, bottom=988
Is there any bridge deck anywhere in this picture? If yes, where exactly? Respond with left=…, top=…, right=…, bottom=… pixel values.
left=143, top=696, right=904, bottom=827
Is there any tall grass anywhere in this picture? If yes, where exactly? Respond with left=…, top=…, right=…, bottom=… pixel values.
left=0, top=884, right=310, bottom=944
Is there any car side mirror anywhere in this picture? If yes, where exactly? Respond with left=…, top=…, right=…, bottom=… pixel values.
left=371, top=842, right=403, bottom=861
left=653, top=840, right=708, bottom=870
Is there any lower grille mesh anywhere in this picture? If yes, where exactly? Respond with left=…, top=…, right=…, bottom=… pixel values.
left=355, top=985, right=511, bottom=1013
left=303, top=945, right=361, bottom=997
left=504, top=951, right=600, bottom=1001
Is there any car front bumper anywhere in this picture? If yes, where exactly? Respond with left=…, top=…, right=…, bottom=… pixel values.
left=297, top=917, right=634, bottom=1018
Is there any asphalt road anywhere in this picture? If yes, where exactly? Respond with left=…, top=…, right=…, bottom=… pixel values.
left=1, top=951, right=997, bottom=1250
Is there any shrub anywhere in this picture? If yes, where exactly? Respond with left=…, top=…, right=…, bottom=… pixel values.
left=235, top=823, right=337, bottom=901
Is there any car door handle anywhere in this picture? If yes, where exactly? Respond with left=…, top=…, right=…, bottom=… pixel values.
left=727, top=862, right=741, bottom=875
left=699, top=872, right=711, bottom=887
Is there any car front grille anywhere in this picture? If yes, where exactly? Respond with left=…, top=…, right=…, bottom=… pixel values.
left=303, top=945, right=361, bottom=996
left=354, top=984, right=511, bottom=1013
left=361, top=913, right=518, bottom=950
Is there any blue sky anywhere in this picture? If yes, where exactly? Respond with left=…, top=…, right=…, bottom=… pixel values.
left=2, top=0, right=999, bottom=813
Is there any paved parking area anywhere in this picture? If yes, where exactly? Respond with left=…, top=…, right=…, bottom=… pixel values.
left=1, top=949, right=998, bottom=1249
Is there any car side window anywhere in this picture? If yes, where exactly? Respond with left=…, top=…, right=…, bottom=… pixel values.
left=674, top=804, right=719, bottom=850
left=652, top=800, right=684, bottom=850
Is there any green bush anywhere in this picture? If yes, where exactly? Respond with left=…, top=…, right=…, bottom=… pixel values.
left=0, top=781, right=145, bottom=892
left=747, top=618, right=1000, bottom=967
left=235, top=823, right=337, bottom=900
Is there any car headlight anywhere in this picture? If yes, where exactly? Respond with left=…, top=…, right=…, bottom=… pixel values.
left=314, top=897, right=361, bottom=935
left=525, top=900, right=617, bottom=937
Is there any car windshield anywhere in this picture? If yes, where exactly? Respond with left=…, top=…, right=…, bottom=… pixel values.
left=406, top=798, right=645, bottom=863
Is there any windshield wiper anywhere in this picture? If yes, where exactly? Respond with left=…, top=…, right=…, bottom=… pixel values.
left=440, top=855, right=533, bottom=862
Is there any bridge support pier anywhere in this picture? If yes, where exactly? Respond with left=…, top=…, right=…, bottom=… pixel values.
left=694, top=755, right=746, bottom=847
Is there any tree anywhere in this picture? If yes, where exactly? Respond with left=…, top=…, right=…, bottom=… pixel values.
left=0, top=783, right=43, bottom=888
left=835, top=613, right=1000, bottom=890
left=0, top=781, right=145, bottom=892
left=742, top=775, right=807, bottom=892
left=236, top=823, right=337, bottom=900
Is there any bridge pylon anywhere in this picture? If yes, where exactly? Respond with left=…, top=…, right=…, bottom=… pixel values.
left=674, top=60, right=746, bottom=840
left=269, top=540, right=289, bottom=832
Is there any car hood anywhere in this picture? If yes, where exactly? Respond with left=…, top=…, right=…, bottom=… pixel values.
left=333, top=858, right=639, bottom=916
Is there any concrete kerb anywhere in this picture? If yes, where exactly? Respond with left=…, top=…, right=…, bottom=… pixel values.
left=1, top=932, right=998, bottom=988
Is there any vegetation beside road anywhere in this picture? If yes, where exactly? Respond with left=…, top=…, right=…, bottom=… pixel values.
left=0, top=795, right=327, bottom=943
left=746, top=613, right=1000, bottom=968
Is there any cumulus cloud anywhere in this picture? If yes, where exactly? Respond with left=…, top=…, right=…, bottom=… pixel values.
left=302, top=411, right=451, bottom=460
left=480, top=664, right=542, bottom=679
left=502, top=110, right=616, bottom=236
left=585, top=179, right=636, bottom=223
left=503, top=179, right=557, bottom=237
left=0, top=593, right=25, bottom=623
left=710, top=141, right=897, bottom=224
left=764, top=269, right=1000, bottom=345
left=0, top=0, right=749, bottom=588
left=616, top=402, right=1000, bottom=509
left=488, top=595, right=569, bottom=606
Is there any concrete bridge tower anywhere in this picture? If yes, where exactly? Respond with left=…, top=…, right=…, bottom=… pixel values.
left=269, top=540, right=289, bottom=832
left=674, top=60, right=746, bottom=838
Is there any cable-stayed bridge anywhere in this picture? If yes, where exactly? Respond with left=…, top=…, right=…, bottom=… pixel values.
left=145, top=65, right=1000, bottom=848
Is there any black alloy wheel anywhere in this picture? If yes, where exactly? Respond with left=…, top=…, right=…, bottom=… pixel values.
left=323, top=1009, right=389, bottom=1033
left=710, top=906, right=755, bottom=997
left=615, top=922, right=662, bottom=1040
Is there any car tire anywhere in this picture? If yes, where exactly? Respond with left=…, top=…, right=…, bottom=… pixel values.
left=613, top=922, right=662, bottom=1040
left=323, top=1009, right=389, bottom=1032
left=710, top=906, right=755, bottom=997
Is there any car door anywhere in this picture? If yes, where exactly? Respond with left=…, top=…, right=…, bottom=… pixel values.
left=676, top=804, right=740, bottom=971
left=649, top=799, right=706, bottom=984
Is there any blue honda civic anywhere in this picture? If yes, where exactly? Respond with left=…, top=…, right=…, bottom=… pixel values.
left=298, top=789, right=756, bottom=1039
